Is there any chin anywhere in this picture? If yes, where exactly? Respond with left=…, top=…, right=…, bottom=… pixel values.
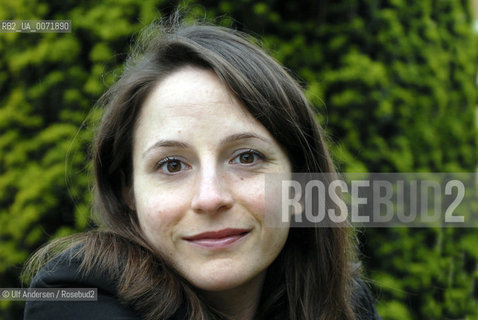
left=188, top=266, right=263, bottom=293
left=190, top=274, right=247, bottom=292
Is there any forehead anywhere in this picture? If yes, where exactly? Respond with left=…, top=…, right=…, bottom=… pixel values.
left=134, top=66, right=268, bottom=137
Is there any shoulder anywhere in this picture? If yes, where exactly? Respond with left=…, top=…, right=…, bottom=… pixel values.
left=24, top=246, right=141, bottom=320
left=352, top=278, right=382, bottom=320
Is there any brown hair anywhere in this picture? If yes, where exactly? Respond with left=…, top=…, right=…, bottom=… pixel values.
left=24, top=18, right=358, bottom=320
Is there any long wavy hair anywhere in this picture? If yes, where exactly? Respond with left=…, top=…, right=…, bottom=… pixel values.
left=24, top=18, right=358, bottom=320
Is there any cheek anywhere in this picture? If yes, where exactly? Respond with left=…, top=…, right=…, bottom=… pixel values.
left=260, top=222, right=289, bottom=264
left=236, top=177, right=266, bottom=218
left=237, top=177, right=289, bottom=254
left=133, top=188, right=188, bottom=249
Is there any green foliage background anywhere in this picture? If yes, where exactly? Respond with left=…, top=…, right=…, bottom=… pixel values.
left=1, top=0, right=477, bottom=319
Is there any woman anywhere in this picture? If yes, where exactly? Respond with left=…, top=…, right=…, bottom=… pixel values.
left=23, top=19, right=380, bottom=320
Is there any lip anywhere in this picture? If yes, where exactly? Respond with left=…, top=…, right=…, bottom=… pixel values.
left=183, top=228, right=251, bottom=249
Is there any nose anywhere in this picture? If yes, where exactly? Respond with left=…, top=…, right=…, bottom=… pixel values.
left=191, top=167, right=234, bottom=214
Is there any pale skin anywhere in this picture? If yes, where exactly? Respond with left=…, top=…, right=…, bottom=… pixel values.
left=128, top=66, right=291, bottom=320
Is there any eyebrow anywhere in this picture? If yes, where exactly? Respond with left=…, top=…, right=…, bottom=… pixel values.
left=219, top=132, right=270, bottom=146
left=142, top=132, right=271, bottom=158
left=142, top=140, right=191, bottom=158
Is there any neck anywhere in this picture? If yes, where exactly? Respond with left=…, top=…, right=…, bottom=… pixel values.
left=201, top=272, right=265, bottom=320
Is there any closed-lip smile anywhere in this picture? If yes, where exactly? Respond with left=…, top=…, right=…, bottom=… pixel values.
left=183, top=228, right=251, bottom=249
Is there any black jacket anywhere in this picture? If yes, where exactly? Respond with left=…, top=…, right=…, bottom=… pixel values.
left=24, top=249, right=381, bottom=320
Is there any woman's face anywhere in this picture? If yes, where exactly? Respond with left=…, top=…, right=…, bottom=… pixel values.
left=130, top=66, right=291, bottom=292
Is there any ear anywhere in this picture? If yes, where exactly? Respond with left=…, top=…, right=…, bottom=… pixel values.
left=121, top=171, right=136, bottom=211
left=122, top=186, right=136, bottom=211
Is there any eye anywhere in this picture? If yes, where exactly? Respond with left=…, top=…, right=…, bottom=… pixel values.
left=230, top=149, right=265, bottom=165
left=155, top=157, right=190, bottom=174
